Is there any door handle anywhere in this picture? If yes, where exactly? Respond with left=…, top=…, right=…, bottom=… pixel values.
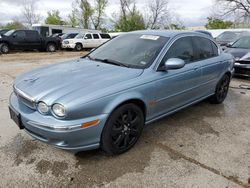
left=193, top=66, right=199, bottom=71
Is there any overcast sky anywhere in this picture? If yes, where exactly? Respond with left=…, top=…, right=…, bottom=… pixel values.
left=0, top=0, right=214, bottom=27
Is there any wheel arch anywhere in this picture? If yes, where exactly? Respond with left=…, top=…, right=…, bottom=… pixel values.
left=103, top=93, right=148, bottom=120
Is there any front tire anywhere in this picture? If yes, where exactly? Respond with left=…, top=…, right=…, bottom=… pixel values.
left=75, top=43, right=83, bottom=51
left=0, top=43, right=9, bottom=54
left=101, top=104, right=145, bottom=155
left=210, top=74, right=230, bottom=104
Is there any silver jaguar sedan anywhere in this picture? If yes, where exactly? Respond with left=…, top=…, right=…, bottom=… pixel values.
left=9, top=30, right=234, bottom=155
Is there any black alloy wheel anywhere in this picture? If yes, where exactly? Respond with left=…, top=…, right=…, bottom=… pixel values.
left=210, top=74, right=230, bottom=104
left=101, top=103, right=144, bottom=155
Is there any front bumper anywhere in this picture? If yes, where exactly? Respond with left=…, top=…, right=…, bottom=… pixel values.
left=9, top=92, right=108, bottom=152
left=61, top=43, right=76, bottom=49
left=234, top=62, right=250, bottom=76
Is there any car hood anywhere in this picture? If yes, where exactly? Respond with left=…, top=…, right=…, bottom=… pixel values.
left=224, top=48, right=250, bottom=59
left=14, top=58, right=143, bottom=105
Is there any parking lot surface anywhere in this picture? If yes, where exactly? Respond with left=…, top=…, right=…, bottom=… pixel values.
left=0, top=52, right=250, bottom=188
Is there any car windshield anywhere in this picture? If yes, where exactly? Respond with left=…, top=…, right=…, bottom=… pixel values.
left=216, top=32, right=242, bottom=42
left=61, top=33, right=78, bottom=39
left=86, top=33, right=169, bottom=69
left=4, top=29, right=15, bottom=36
left=75, top=33, right=84, bottom=39
left=231, top=37, right=250, bottom=49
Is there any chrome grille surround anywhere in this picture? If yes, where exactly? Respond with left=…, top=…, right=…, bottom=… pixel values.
left=13, top=85, right=36, bottom=109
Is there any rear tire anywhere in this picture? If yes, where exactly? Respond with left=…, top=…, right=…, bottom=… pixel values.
left=0, top=43, right=9, bottom=54
left=101, top=104, right=145, bottom=155
left=46, top=43, right=56, bottom=52
left=210, top=74, right=230, bottom=104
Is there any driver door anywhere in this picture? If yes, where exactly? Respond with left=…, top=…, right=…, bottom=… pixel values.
left=153, top=36, right=203, bottom=117
left=11, top=31, right=27, bottom=50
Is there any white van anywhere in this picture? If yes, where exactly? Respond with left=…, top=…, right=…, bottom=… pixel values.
left=62, top=33, right=111, bottom=51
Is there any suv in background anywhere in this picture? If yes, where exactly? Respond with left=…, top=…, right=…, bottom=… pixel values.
left=62, top=33, right=111, bottom=51
left=0, top=30, right=61, bottom=54
left=0, top=29, right=9, bottom=36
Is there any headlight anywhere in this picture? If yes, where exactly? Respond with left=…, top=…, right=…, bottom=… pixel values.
left=52, top=104, right=66, bottom=117
left=37, top=102, right=49, bottom=114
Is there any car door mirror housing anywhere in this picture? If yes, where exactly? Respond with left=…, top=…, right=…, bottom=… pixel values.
left=164, top=58, right=185, bottom=70
left=13, top=33, right=17, bottom=38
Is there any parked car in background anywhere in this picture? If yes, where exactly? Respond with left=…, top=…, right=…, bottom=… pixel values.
left=0, top=30, right=61, bottom=54
left=62, top=33, right=111, bottom=51
left=0, top=29, right=9, bottom=36
left=50, top=33, right=65, bottom=38
left=9, top=31, right=234, bottom=155
left=215, top=31, right=250, bottom=50
left=61, top=33, right=79, bottom=40
left=195, top=30, right=213, bottom=38
left=225, top=36, right=250, bottom=76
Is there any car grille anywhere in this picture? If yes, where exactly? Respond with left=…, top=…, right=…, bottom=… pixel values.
left=235, top=67, right=250, bottom=76
left=14, top=86, right=36, bottom=109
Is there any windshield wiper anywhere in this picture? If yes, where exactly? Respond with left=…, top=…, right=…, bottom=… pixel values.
left=83, top=55, right=130, bottom=68
left=92, top=58, right=130, bottom=68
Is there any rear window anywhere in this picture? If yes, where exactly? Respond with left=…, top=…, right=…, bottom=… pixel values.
left=93, top=34, right=100, bottom=39
left=100, top=33, right=111, bottom=39
left=192, top=37, right=217, bottom=60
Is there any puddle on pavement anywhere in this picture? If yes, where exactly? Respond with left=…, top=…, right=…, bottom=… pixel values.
left=1, top=133, right=40, bottom=165
left=36, top=159, right=68, bottom=177
left=72, top=134, right=154, bottom=187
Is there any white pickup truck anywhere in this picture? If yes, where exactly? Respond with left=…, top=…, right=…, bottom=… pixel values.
left=62, top=33, right=111, bottom=51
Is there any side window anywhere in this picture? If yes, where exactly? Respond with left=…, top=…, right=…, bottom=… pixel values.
left=85, top=34, right=92, bottom=39
left=193, top=37, right=216, bottom=60
left=93, top=34, right=100, bottom=39
left=27, top=31, right=39, bottom=40
left=100, top=33, right=111, bottom=39
left=211, top=42, right=219, bottom=56
left=15, top=31, right=26, bottom=38
left=162, top=37, right=194, bottom=64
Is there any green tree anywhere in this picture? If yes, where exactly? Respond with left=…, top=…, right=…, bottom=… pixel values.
left=45, top=10, right=62, bottom=25
left=1, top=21, right=25, bottom=30
left=91, top=0, right=108, bottom=30
left=165, top=23, right=185, bottom=30
left=115, top=4, right=145, bottom=32
left=68, top=9, right=78, bottom=27
left=79, top=0, right=93, bottom=29
left=205, top=17, right=233, bottom=29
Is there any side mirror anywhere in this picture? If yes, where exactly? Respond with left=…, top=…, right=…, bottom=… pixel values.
left=13, top=33, right=17, bottom=38
left=164, top=58, right=185, bottom=70
left=84, top=37, right=88, bottom=39
left=226, top=43, right=232, bottom=47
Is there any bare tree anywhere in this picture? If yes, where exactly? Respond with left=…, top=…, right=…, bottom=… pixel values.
left=22, top=0, right=41, bottom=27
left=215, top=0, right=250, bottom=24
left=146, top=0, right=169, bottom=29
left=91, top=0, right=108, bottom=30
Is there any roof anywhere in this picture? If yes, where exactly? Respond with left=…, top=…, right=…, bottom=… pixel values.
left=130, top=30, right=205, bottom=38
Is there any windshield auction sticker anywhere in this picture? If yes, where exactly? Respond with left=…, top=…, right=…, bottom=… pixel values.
left=140, top=35, right=159, bottom=40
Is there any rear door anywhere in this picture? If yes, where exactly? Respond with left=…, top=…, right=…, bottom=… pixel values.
left=192, top=36, right=224, bottom=96
left=26, top=31, right=41, bottom=50
left=92, top=34, right=101, bottom=47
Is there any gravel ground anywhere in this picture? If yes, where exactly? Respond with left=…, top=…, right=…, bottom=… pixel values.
left=0, top=52, right=250, bottom=188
